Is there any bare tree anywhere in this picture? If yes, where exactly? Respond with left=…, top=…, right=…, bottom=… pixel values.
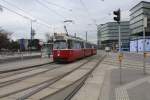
left=0, top=28, right=12, bottom=50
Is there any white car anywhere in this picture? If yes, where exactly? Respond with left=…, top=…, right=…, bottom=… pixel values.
left=105, top=47, right=111, bottom=52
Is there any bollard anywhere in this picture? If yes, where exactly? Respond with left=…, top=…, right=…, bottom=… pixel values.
left=118, top=53, right=123, bottom=84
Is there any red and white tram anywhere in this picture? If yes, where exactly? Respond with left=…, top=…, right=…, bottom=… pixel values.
left=53, top=34, right=97, bottom=62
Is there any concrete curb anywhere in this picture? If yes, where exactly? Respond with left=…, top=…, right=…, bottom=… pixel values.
left=0, top=55, right=41, bottom=64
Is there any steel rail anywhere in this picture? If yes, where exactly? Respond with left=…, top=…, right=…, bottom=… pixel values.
left=17, top=56, right=97, bottom=100
left=0, top=62, right=54, bottom=74
left=18, top=55, right=105, bottom=100
left=0, top=63, right=60, bottom=87
left=65, top=55, right=106, bottom=100
left=39, top=55, right=105, bottom=100
left=0, top=56, right=95, bottom=98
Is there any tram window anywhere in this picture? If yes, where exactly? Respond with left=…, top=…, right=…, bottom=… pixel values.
left=73, top=41, right=77, bottom=49
left=89, top=44, right=92, bottom=48
left=86, top=43, right=89, bottom=48
left=76, top=42, right=81, bottom=49
left=72, top=41, right=75, bottom=49
left=85, top=43, right=87, bottom=48
left=81, top=42, right=84, bottom=48
left=83, top=42, right=86, bottom=48
left=70, top=40, right=76, bottom=49
left=92, top=45, right=94, bottom=48
left=72, top=41, right=82, bottom=49
left=68, top=40, right=73, bottom=49
left=86, top=43, right=92, bottom=48
left=54, top=40, right=67, bottom=49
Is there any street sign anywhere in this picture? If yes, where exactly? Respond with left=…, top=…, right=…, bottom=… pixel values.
left=118, top=53, right=123, bottom=62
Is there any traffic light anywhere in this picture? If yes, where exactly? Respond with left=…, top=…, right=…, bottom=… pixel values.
left=113, top=9, right=120, bottom=24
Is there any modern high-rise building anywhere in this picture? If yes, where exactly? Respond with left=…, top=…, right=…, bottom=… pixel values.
left=97, top=21, right=130, bottom=50
left=129, top=1, right=150, bottom=52
left=130, top=1, right=150, bottom=36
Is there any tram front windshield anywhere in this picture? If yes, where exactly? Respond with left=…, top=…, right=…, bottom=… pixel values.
left=54, top=40, right=68, bottom=49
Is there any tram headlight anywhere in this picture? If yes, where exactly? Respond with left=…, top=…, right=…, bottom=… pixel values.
left=57, top=50, right=60, bottom=56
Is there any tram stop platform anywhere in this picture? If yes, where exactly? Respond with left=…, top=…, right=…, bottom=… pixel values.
left=0, top=52, right=42, bottom=63
left=0, top=56, right=53, bottom=73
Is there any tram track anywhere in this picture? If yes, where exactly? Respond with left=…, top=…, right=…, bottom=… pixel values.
left=0, top=62, right=55, bottom=79
left=0, top=64, right=60, bottom=88
left=0, top=58, right=89, bottom=88
left=0, top=62, right=54, bottom=74
left=64, top=55, right=106, bottom=100
left=0, top=56, right=95, bottom=99
left=0, top=61, right=55, bottom=80
left=15, top=55, right=105, bottom=100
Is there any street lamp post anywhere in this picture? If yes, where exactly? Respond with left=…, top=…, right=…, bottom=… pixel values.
left=143, top=15, right=147, bottom=75
left=86, top=31, right=87, bottom=42
left=30, top=19, right=36, bottom=53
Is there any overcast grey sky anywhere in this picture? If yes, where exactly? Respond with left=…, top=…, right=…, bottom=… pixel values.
left=0, top=0, right=149, bottom=43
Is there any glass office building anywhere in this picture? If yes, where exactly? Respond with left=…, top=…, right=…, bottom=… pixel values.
left=130, top=1, right=150, bottom=36
left=97, top=21, right=130, bottom=51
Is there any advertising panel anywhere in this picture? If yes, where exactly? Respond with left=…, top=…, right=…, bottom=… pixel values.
left=138, top=39, right=150, bottom=52
left=138, top=39, right=143, bottom=52
left=145, top=39, right=150, bottom=51
left=130, top=40, right=137, bottom=52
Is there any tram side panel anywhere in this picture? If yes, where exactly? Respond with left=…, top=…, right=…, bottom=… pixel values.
left=72, top=49, right=84, bottom=60
left=92, top=48, right=97, bottom=55
left=84, top=49, right=91, bottom=57
left=53, top=37, right=96, bottom=62
left=53, top=49, right=84, bottom=62
left=84, top=43, right=93, bottom=57
left=69, top=40, right=84, bottom=61
left=53, top=50, right=71, bottom=62
left=53, top=47, right=96, bottom=62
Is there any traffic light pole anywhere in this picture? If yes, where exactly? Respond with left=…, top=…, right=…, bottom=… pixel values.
left=113, top=8, right=122, bottom=84
left=118, top=24, right=122, bottom=84
left=30, top=20, right=36, bottom=53
left=119, top=25, right=121, bottom=52
left=29, top=20, right=33, bottom=53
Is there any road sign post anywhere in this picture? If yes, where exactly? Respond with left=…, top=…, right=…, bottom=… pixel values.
left=143, top=16, right=147, bottom=75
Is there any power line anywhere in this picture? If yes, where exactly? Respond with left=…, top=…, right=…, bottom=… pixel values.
left=36, top=0, right=67, bottom=20
left=43, top=0, right=80, bottom=23
left=0, top=4, right=32, bottom=20
left=1, top=0, right=51, bottom=28
left=79, top=0, right=98, bottom=26
left=44, top=0, right=72, bottom=11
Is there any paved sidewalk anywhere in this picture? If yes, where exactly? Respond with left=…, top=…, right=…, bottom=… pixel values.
left=71, top=59, right=107, bottom=100
left=100, top=53, right=150, bottom=100
left=0, top=57, right=53, bottom=72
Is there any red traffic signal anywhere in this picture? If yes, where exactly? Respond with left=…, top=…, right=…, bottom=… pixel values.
left=113, top=9, right=120, bottom=24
